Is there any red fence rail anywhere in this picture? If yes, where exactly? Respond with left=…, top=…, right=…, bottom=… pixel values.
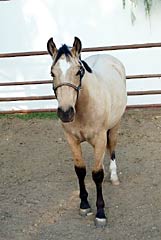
left=0, top=42, right=161, bottom=114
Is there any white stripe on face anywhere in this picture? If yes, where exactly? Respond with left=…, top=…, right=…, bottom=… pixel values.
left=59, top=58, right=71, bottom=77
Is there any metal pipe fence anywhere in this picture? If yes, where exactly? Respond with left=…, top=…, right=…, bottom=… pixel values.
left=0, top=42, right=161, bottom=114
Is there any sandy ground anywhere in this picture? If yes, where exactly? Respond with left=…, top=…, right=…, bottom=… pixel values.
left=0, top=109, right=161, bottom=240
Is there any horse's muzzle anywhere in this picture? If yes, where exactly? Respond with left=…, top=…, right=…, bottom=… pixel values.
left=57, top=106, right=74, bottom=123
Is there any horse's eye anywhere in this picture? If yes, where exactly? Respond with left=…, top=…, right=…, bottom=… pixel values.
left=76, top=67, right=84, bottom=77
left=51, top=72, right=55, bottom=78
left=76, top=69, right=80, bottom=76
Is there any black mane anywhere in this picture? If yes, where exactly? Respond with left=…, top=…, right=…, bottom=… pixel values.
left=54, top=44, right=71, bottom=64
left=54, top=44, right=92, bottom=73
left=81, top=60, right=92, bottom=73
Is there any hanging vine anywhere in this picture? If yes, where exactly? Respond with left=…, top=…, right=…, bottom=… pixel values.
left=123, top=0, right=160, bottom=16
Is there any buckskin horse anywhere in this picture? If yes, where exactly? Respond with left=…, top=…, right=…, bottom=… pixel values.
left=47, top=37, right=127, bottom=227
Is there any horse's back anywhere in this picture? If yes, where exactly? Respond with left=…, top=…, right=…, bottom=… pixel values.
left=85, top=54, right=125, bottom=83
left=85, top=54, right=127, bottom=128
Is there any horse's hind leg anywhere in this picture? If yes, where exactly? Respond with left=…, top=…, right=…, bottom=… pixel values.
left=107, top=121, right=120, bottom=186
left=65, top=132, right=91, bottom=216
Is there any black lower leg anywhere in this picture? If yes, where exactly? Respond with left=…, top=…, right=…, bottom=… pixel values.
left=111, top=151, right=115, bottom=160
left=75, top=166, right=90, bottom=209
left=92, top=169, right=106, bottom=219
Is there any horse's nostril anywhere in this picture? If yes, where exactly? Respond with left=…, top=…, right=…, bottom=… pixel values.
left=57, top=107, right=62, bottom=114
left=57, top=106, right=74, bottom=122
left=68, top=106, right=74, bottom=114
left=57, top=107, right=63, bottom=117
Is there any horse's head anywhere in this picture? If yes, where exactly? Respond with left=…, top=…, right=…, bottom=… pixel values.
left=47, top=37, right=85, bottom=123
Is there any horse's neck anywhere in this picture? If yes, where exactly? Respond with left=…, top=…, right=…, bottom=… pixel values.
left=76, top=87, right=89, bottom=112
left=76, top=73, right=95, bottom=113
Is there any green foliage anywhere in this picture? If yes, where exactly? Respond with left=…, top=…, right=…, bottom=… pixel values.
left=0, top=112, right=58, bottom=120
left=123, top=0, right=126, bottom=8
left=144, top=0, right=153, bottom=15
left=123, top=0, right=160, bottom=16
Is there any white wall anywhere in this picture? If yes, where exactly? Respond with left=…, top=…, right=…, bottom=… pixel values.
left=0, top=0, right=161, bottom=111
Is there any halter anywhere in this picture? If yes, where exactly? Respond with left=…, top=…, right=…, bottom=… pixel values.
left=53, top=82, right=82, bottom=99
left=52, top=55, right=92, bottom=99
left=53, top=62, right=85, bottom=99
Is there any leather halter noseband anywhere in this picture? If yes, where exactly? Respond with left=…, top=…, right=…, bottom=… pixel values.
left=53, top=82, right=82, bottom=99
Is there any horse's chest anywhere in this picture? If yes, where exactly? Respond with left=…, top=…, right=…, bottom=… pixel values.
left=68, top=126, right=95, bottom=142
left=79, top=130, right=91, bottom=141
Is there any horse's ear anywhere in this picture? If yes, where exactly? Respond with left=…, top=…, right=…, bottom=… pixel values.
left=47, top=37, right=57, bottom=58
left=71, top=37, right=82, bottom=57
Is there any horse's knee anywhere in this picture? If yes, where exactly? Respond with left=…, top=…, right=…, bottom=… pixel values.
left=74, top=158, right=86, bottom=168
left=75, top=166, right=86, bottom=181
left=92, top=169, right=104, bottom=185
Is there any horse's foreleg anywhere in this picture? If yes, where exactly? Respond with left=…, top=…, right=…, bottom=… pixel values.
left=92, top=132, right=107, bottom=227
left=107, top=122, right=120, bottom=185
left=65, top=133, right=91, bottom=216
left=75, top=166, right=91, bottom=216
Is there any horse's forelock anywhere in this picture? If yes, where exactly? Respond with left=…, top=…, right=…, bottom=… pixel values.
left=54, top=44, right=72, bottom=64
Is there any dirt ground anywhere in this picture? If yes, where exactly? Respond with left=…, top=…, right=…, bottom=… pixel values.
left=0, top=109, right=161, bottom=240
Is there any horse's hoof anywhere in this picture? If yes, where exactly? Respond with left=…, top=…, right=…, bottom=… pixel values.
left=111, top=179, right=120, bottom=186
left=79, top=208, right=92, bottom=217
left=95, top=217, right=107, bottom=228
